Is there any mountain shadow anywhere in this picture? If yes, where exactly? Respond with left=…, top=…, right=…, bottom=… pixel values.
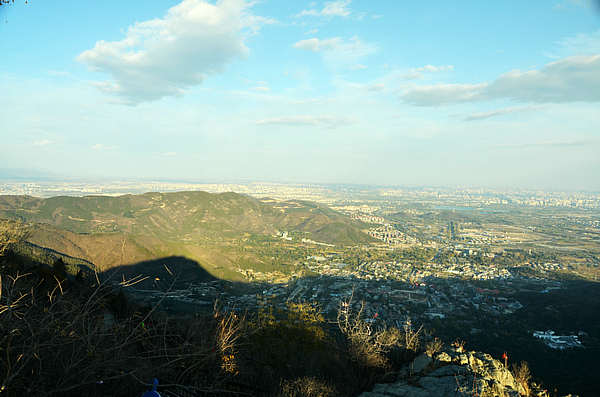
left=100, top=256, right=217, bottom=291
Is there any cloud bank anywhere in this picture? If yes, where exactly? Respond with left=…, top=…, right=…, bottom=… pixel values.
left=401, top=55, right=600, bottom=106
left=77, top=0, right=271, bottom=104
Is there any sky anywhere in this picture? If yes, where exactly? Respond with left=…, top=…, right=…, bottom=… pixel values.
left=1, top=0, right=600, bottom=190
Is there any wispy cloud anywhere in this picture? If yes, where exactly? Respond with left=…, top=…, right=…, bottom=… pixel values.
left=27, top=140, right=52, bottom=147
left=556, top=28, right=600, bottom=55
left=255, top=115, right=355, bottom=127
left=77, top=0, right=274, bottom=104
left=402, top=83, right=487, bottom=107
left=293, top=37, right=343, bottom=51
left=293, top=36, right=377, bottom=70
left=463, top=105, right=541, bottom=121
left=400, top=64, right=453, bottom=80
left=293, top=0, right=352, bottom=18
left=401, top=55, right=600, bottom=106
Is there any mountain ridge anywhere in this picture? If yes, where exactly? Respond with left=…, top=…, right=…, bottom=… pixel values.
left=0, top=191, right=377, bottom=280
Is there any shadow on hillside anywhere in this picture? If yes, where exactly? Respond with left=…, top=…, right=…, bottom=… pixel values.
left=100, top=256, right=218, bottom=291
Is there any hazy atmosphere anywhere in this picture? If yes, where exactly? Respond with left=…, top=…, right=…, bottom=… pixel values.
left=2, top=0, right=600, bottom=190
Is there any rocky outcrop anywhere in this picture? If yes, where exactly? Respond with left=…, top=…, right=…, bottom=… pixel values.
left=359, top=347, right=531, bottom=397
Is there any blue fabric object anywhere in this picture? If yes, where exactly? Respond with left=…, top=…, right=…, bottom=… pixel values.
left=141, top=378, right=161, bottom=397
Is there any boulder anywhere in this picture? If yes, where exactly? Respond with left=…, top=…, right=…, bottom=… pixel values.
left=409, top=353, right=433, bottom=374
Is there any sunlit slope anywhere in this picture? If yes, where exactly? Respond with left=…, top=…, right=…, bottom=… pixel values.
left=18, top=221, right=265, bottom=281
left=0, top=191, right=375, bottom=244
left=0, top=192, right=377, bottom=280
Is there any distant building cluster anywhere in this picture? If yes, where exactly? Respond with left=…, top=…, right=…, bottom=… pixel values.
left=533, top=330, right=584, bottom=349
left=1, top=180, right=598, bottom=209
left=364, top=225, right=416, bottom=246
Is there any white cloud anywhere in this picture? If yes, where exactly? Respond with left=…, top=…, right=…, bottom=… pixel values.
left=349, top=64, right=366, bottom=71
left=293, top=36, right=377, bottom=69
left=486, top=55, right=600, bottom=103
left=27, top=140, right=52, bottom=147
left=413, top=65, right=453, bottom=73
left=321, top=0, right=352, bottom=17
left=293, top=0, right=352, bottom=18
left=91, top=144, right=118, bottom=150
left=463, top=105, right=541, bottom=121
left=255, top=115, right=355, bottom=127
left=400, top=64, right=453, bottom=80
left=401, top=55, right=600, bottom=106
left=304, top=29, right=318, bottom=35
left=402, top=83, right=488, bottom=107
left=77, top=0, right=271, bottom=104
left=293, top=37, right=343, bottom=51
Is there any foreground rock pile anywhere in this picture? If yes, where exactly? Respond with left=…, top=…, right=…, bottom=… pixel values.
left=360, top=347, right=545, bottom=397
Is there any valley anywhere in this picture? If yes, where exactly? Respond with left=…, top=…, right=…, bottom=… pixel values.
left=1, top=186, right=599, bottom=396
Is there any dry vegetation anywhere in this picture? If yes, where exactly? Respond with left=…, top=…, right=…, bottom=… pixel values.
left=0, top=221, right=245, bottom=396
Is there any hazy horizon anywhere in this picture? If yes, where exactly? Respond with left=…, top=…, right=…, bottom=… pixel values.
left=2, top=1, right=600, bottom=190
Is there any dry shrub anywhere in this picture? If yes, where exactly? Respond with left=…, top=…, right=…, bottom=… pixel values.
left=247, top=300, right=335, bottom=386
left=337, top=300, right=402, bottom=377
left=425, top=337, right=444, bottom=357
left=280, top=376, right=337, bottom=397
left=510, top=360, right=532, bottom=396
left=0, top=256, right=246, bottom=397
left=452, top=339, right=466, bottom=353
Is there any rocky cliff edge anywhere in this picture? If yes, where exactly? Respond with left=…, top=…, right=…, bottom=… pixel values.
left=360, top=347, right=551, bottom=397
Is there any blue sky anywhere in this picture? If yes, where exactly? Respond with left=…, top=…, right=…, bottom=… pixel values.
left=2, top=0, right=600, bottom=190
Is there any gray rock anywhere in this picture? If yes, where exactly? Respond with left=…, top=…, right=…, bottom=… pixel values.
left=409, top=353, right=433, bottom=374
left=429, top=364, right=468, bottom=377
left=359, top=347, right=532, bottom=397
left=419, top=374, right=463, bottom=394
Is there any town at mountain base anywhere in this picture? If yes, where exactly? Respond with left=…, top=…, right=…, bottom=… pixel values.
left=360, top=346, right=568, bottom=397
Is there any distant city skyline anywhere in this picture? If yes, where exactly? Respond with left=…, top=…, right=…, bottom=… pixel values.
left=2, top=0, right=600, bottom=190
